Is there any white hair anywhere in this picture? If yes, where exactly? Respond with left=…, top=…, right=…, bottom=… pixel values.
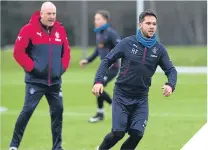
left=41, top=1, right=56, bottom=12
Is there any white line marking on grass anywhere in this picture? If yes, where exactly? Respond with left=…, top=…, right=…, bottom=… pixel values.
left=0, top=107, right=8, bottom=112
left=156, top=66, right=207, bottom=74
left=1, top=110, right=206, bottom=118
left=1, top=79, right=94, bottom=85
left=1, top=77, right=207, bottom=85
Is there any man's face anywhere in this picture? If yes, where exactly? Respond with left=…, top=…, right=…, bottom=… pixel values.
left=139, top=16, right=157, bottom=38
left=40, top=8, right=56, bottom=27
left=94, top=13, right=107, bottom=28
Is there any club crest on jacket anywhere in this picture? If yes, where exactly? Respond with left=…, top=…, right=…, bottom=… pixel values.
left=55, top=32, right=61, bottom=42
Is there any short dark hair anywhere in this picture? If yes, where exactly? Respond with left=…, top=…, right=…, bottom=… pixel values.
left=139, top=9, right=157, bottom=23
left=96, top=10, right=111, bottom=21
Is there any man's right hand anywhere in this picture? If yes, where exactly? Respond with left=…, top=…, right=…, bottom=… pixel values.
left=162, top=85, right=173, bottom=97
left=79, top=59, right=88, bottom=67
left=92, top=83, right=104, bottom=97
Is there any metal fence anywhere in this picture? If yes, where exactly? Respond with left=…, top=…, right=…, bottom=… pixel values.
left=1, top=1, right=207, bottom=48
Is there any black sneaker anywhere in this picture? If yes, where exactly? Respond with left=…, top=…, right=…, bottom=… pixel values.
left=88, top=113, right=104, bottom=123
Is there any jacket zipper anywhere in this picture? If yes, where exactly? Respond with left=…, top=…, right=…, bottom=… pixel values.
left=142, top=47, right=147, bottom=64
left=48, top=37, right=52, bottom=86
left=123, top=62, right=130, bottom=77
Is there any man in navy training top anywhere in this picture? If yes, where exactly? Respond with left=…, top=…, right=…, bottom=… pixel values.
left=92, top=10, right=177, bottom=150
left=80, top=10, right=121, bottom=123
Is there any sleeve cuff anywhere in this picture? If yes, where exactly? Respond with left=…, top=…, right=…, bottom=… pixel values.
left=86, top=58, right=91, bottom=63
left=94, top=81, right=103, bottom=85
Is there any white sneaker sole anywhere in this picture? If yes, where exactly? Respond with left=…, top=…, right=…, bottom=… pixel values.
left=9, top=147, right=18, bottom=150
left=88, top=117, right=103, bottom=123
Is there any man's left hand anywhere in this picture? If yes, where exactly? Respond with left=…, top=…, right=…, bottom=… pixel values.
left=162, top=85, right=172, bottom=97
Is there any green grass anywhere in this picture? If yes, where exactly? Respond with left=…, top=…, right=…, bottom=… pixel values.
left=0, top=46, right=207, bottom=69
left=165, top=46, right=206, bottom=66
left=0, top=47, right=207, bottom=150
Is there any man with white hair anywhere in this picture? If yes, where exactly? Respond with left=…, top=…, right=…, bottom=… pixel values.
left=9, top=1, right=70, bottom=150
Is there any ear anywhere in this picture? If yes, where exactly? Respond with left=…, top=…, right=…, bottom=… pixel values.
left=103, top=17, right=108, bottom=24
left=138, top=22, right=142, bottom=29
left=40, top=11, right=43, bottom=18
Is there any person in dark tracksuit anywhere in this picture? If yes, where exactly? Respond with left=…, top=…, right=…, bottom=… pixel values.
left=80, top=10, right=121, bottom=123
left=92, top=10, right=177, bottom=150
left=9, top=2, right=70, bottom=150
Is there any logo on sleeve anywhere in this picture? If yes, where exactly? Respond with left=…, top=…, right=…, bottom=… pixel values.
left=143, top=120, right=148, bottom=128
left=17, top=36, right=22, bottom=41
left=59, top=91, right=63, bottom=97
left=29, top=88, right=35, bottom=95
left=103, top=76, right=108, bottom=81
left=116, top=39, right=121, bottom=43
left=37, top=32, right=42, bottom=37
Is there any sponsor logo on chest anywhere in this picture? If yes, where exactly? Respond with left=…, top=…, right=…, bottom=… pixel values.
left=55, top=32, right=61, bottom=42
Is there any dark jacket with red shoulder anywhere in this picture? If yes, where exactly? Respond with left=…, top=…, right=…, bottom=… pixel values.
left=13, top=10, right=70, bottom=86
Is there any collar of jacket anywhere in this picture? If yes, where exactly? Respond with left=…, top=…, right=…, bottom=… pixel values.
left=93, top=23, right=110, bottom=33
left=29, top=10, right=61, bottom=31
left=39, top=19, right=53, bottom=33
left=136, top=29, right=157, bottom=48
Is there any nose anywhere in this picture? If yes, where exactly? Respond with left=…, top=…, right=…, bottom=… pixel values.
left=150, top=26, right=155, bottom=30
